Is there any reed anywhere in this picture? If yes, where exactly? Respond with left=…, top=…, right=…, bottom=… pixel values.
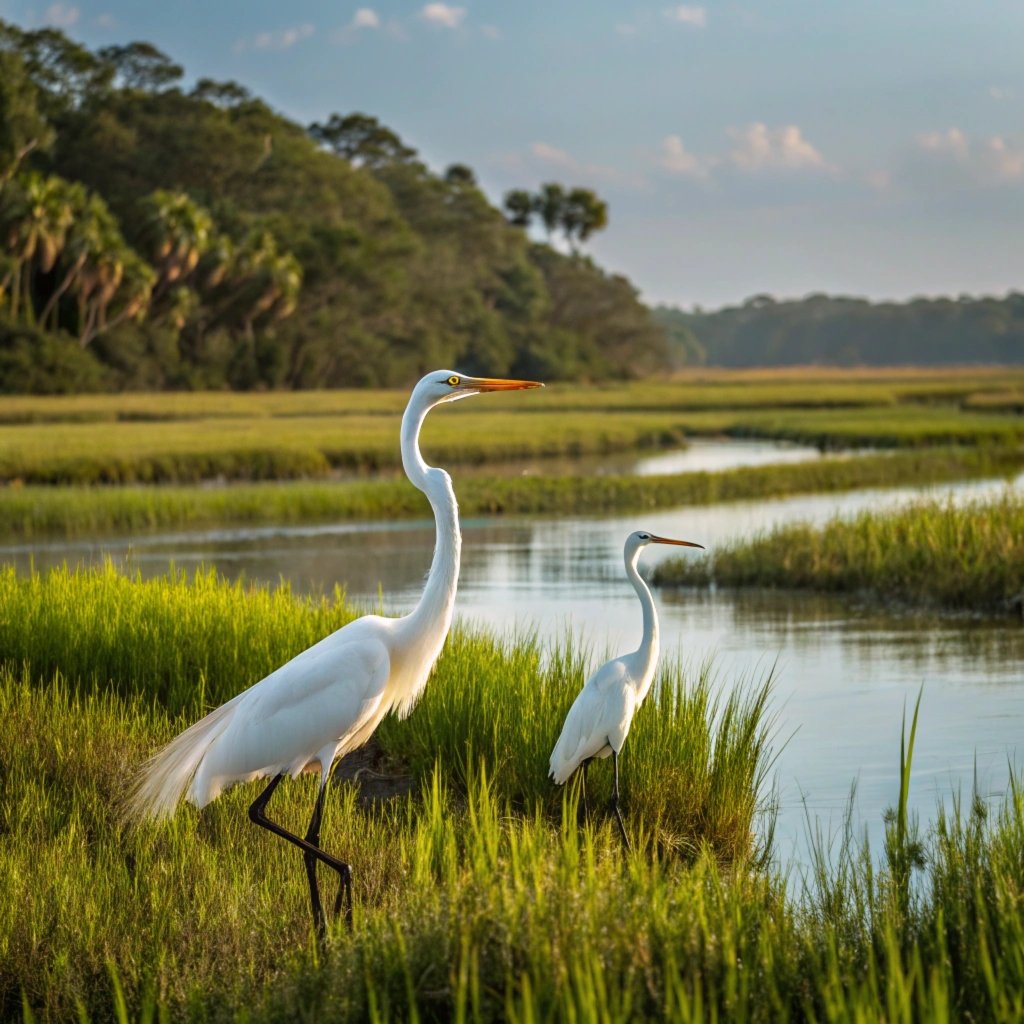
left=2, top=657, right=1023, bottom=1021
left=3, top=367, right=1024, bottom=425
left=3, top=380, right=1024, bottom=485
left=1, top=446, right=1021, bottom=540
left=654, top=490, right=1024, bottom=613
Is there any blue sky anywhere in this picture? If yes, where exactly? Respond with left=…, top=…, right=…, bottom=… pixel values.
left=3, top=0, right=1023, bottom=308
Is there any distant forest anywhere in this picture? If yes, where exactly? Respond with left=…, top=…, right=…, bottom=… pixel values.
left=0, top=21, right=665, bottom=392
left=0, top=21, right=1021, bottom=394
left=655, top=294, right=1024, bottom=368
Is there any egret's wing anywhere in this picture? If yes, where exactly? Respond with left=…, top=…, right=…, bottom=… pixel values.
left=549, top=659, right=633, bottom=784
left=188, top=635, right=391, bottom=806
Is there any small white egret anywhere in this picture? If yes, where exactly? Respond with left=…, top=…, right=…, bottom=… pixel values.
left=128, top=370, right=542, bottom=934
left=548, top=530, right=704, bottom=847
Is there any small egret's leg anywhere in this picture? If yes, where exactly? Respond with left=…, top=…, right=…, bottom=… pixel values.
left=610, top=750, right=631, bottom=851
left=248, top=774, right=353, bottom=936
left=580, top=758, right=591, bottom=819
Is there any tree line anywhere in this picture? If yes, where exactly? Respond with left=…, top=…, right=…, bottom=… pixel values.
left=0, top=21, right=665, bottom=392
left=654, top=293, right=1024, bottom=368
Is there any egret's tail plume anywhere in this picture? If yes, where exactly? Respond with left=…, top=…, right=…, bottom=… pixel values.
left=125, top=699, right=238, bottom=821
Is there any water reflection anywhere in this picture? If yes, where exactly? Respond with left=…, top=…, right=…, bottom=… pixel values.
left=381, top=437, right=840, bottom=479
left=3, top=469, right=1023, bottom=869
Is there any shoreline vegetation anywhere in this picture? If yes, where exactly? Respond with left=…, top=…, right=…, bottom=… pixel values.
left=2, top=370, right=1024, bottom=487
left=2, top=566, right=1024, bottom=1020
left=0, top=446, right=1021, bottom=539
left=654, top=491, right=1024, bottom=615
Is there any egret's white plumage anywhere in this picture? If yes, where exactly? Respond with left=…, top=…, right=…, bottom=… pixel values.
left=549, top=531, right=703, bottom=789
left=128, top=370, right=542, bottom=826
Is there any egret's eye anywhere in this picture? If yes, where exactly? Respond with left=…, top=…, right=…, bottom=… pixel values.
left=639, top=534, right=650, bottom=540
left=447, top=375, right=460, bottom=387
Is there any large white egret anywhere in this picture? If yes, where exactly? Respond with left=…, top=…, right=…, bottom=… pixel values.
left=128, top=370, right=542, bottom=934
left=548, top=530, right=703, bottom=847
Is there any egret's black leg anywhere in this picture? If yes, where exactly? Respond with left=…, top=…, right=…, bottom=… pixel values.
left=609, top=750, right=631, bottom=851
left=303, top=780, right=354, bottom=931
left=248, top=774, right=353, bottom=936
left=303, top=783, right=327, bottom=934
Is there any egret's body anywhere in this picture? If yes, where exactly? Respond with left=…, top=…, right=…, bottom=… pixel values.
left=549, top=531, right=703, bottom=844
left=128, top=370, right=541, bottom=933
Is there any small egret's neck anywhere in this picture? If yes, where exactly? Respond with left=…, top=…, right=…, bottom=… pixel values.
left=400, top=395, right=461, bottom=636
left=626, top=546, right=659, bottom=683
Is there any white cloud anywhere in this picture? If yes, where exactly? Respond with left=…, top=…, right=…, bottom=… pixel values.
left=421, top=3, right=466, bottom=29
left=989, top=86, right=1012, bottom=101
left=729, top=123, right=833, bottom=172
left=658, top=135, right=711, bottom=178
left=664, top=5, right=706, bottom=27
left=480, top=24, right=501, bottom=39
left=352, top=8, right=380, bottom=30
left=865, top=169, right=891, bottom=191
left=530, top=142, right=576, bottom=170
left=915, top=126, right=1024, bottom=185
left=247, top=23, right=315, bottom=50
left=44, top=3, right=79, bottom=27
left=526, top=141, right=642, bottom=188
left=986, top=136, right=1024, bottom=181
left=918, top=126, right=969, bottom=159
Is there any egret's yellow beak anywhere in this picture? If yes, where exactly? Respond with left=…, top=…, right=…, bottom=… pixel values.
left=651, top=535, right=705, bottom=549
left=464, top=376, right=544, bottom=392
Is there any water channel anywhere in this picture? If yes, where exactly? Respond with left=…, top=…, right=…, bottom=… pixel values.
left=5, top=438, right=1022, bottom=874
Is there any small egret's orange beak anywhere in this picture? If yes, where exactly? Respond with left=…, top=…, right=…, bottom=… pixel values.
left=465, top=376, right=544, bottom=392
left=651, top=535, right=705, bottom=549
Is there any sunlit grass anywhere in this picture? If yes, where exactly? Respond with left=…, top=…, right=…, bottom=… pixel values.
left=1, top=446, right=1022, bottom=539
left=3, top=366, right=1024, bottom=424
left=3, top=370, right=1024, bottom=485
left=3, top=660, right=1024, bottom=1020
left=1, top=565, right=1023, bottom=1020
left=654, top=490, right=1024, bottom=612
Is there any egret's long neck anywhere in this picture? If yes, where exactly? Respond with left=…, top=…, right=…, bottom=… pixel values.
left=400, top=398, right=461, bottom=637
left=626, top=549, right=659, bottom=686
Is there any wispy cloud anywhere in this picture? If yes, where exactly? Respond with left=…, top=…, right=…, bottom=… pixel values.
left=918, top=127, right=969, bottom=160
left=480, top=24, right=501, bottom=39
left=917, top=127, right=1024, bottom=184
left=989, top=86, right=1012, bottom=102
left=352, top=8, right=380, bottom=30
left=527, top=141, right=642, bottom=188
left=615, top=23, right=639, bottom=36
left=421, top=3, right=466, bottom=29
left=728, top=123, right=833, bottom=172
left=658, top=135, right=712, bottom=178
left=664, top=5, right=706, bottom=27
left=44, top=3, right=79, bottom=27
left=96, top=12, right=117, bottom=29
left=238, top=23, right=315, bottom=52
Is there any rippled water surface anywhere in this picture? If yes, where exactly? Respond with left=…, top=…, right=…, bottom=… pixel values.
left=5, top=461, right=1023, bottom=869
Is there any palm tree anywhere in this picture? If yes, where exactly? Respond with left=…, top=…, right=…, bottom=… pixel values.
left=534, top=183, right=566, bottom=241
left=140, top=189, right=213, bottom=296
left=0, top=172, right=77, bottom=322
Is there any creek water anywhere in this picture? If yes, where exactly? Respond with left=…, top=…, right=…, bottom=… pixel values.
left=5, top=444, right=1023, bottom=875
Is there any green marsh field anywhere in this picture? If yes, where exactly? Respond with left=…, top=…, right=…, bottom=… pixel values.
left=2, top=568, right=1024, bottom=1021
left=3, top=368, right=1024, bottom=1021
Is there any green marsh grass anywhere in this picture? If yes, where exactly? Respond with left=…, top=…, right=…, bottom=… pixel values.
left=2, top=567, right=1024, bottom=1019
left=654, top=490, right=1024, bottom=613
left=3, top=366, right=1024, bottom=425
left=0, top=563, right=772, bottom=857
left=4, top=371, right=1024, bottom=485
left=4, top=659, right=1024, bottom=1020
left=2, top=446, right=1022, bottom=540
